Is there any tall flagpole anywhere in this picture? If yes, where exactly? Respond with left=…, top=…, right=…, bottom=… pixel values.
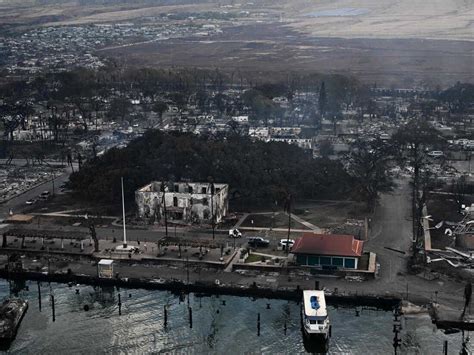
left=121, top=177, right=127, bottom=248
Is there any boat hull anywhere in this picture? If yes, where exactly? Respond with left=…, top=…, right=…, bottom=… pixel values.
left=303, top=326, right=330, bottom=340
left=0, top=299, right=28, bottom=349
left=302, top=327, right=330, bottom=353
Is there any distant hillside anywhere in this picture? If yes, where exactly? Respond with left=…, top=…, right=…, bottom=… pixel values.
left=0, top=0, right=214, bottom=4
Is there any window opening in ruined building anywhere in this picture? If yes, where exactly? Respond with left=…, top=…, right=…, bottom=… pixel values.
left=173, top=196, right=178, bottom=207
left=201, top=187, right=207, bottom=194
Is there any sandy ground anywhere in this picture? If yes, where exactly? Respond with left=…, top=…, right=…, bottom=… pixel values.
left=286, top=0, right=474, bottom=41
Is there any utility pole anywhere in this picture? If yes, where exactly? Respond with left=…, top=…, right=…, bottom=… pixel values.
left=51, top=171, right=55, bottom=196
left=210, top=180, right=215, bottom=240
left=161, top=181, right=168, bottom=238
left=186, top=255, right=190, bottom=284
left=286, top=193, right=291, bottom=256
left=121, top=177, right=128, bottom=248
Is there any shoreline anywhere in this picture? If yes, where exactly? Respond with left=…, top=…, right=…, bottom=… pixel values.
left=0, top=269, right=400, bottom=311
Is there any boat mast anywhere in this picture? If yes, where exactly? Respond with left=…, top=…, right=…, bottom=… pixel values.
left=121, top=177, right=127, bottom=248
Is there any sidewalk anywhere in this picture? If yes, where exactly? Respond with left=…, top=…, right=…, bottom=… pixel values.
left=283, top=212, right=322, bottom=232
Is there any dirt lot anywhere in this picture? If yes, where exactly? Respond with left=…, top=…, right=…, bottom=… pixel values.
left=294, top=200, right=367, bottom=229
left=240, top=213, right=309, bottom=230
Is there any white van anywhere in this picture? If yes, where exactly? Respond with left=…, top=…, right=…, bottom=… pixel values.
left=427, top=151, right=444, bottom=158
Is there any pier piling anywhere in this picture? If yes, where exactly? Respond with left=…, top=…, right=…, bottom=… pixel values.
left=257, top=313, right=261, bottom=336
left=188, top=307, right=193, bottom=328
left=392, top=305, right=402, bottom=353
left=118, top=294, right=122, bottom=315
left=50, top=294, right=55, bottom=322
left=37, top=281, right=41, bottom=312
left=164, top=306, right=168, bottom=327
left=443, top=340, right=448, bottom=355
left=284, top=320, right=287, bottom=335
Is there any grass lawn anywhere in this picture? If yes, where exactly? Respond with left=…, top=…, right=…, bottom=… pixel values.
left=245, top=254, right=267, bottom=263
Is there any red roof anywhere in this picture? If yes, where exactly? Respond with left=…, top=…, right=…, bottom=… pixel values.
left=291, top=234, right=363, bottom=257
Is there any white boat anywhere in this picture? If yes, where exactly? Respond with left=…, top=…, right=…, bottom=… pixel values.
left=302, top=290, right=330, bottom=339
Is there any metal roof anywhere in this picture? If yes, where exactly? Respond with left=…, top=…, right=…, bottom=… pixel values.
left=98, top=259, right=114, bottom=265
left=292, top=233, right=363, bottom=257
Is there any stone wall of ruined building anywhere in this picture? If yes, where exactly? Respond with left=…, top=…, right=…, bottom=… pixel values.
left=136, top=182, right=229, bottom=224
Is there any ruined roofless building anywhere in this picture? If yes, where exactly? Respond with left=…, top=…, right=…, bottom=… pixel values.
left=135, top=182, right=229, bottom=224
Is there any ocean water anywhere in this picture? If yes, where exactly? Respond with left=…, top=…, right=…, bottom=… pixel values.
left=0, top=279, right=470, bottom=354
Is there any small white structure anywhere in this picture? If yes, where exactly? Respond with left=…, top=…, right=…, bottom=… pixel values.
left=98, top=259, right=114, bottom=279
left=232, top=115, right=249, bottom=124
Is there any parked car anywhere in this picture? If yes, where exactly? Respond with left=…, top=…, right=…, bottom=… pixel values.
left=229, top=229, right=242, bottom=238
left=25, top=199, right=36, bottom=205
left=39, top=191, right=50, bottom=199
left=278, top=239, right=295, bottom=250
left=427, top=151, right=444, bottom=158
left=247, top=237, right=270, bottom=248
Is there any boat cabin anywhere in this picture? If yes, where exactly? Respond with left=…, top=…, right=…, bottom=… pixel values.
left=302, top=290, right=330, bottom=337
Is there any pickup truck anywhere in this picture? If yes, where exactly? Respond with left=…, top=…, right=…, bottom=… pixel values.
left=38, top=191, right=50, bottom=200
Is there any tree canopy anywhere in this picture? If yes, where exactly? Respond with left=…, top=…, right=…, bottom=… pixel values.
left=345, top=138, right=396, bottom=211
left=69, top=131, right=352, bottom=206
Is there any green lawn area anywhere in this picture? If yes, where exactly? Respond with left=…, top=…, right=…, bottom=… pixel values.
left=245, top=254, right=267, bottom=263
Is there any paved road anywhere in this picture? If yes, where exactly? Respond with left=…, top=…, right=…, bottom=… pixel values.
left=0, top=163, right=75, bottom=220
left=94, top=227, right=294, bottom=253
left=365, top=178, right=413, bottom=282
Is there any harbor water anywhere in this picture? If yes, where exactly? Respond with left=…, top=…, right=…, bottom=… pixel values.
left=0, top=279, right=471, bottom=354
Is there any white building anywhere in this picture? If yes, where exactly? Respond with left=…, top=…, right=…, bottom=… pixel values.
left=232, top=115, right=249, bottom=124
left=249, top=126, right=270, bottom=140
left=269, top=136, right=313, bottom=150
left=136, top=181, right=229, bottom=224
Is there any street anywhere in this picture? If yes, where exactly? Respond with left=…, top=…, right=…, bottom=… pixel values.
left=0, top=160, right=76, bottom=220
left=366, top=178, right=413, bottom=282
